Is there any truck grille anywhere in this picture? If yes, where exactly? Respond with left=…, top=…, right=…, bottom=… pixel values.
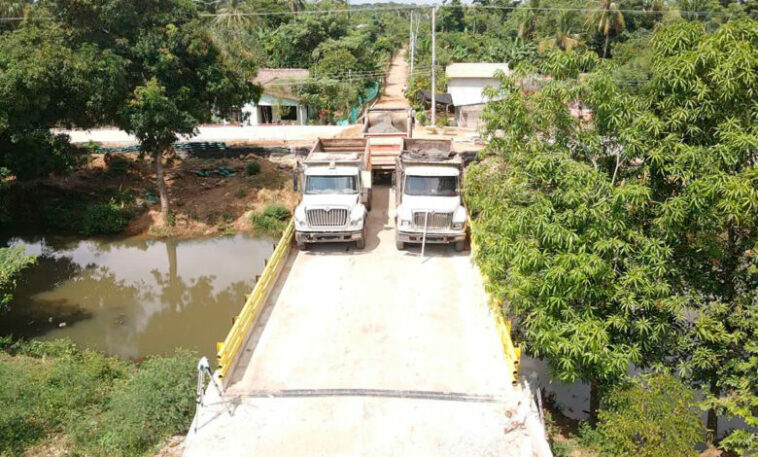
left=307, top=208, right=348, bottom=227
left=413, top=211, right=452, bottom=229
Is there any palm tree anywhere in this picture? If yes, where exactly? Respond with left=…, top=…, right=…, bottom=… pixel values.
left=539, top=11, right=582, bottom=52
left=517, top=0, right=541, bottom=40
left=587, top=0, right=625, bottom=58
left=213, top=0, right=257, bottom=29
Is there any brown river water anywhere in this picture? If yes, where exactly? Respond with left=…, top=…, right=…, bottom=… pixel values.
left=0, top=234, right=274, bottom=360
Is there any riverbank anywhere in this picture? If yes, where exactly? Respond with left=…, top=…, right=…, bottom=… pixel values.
left=0, top=338, right=195, bottom=457
left=1, top=150, right=298, bottom=240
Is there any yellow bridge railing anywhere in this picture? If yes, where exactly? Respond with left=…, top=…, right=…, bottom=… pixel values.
left=215, top=220, right=295, bottom=382
left=468, top=219, right=522, bottom=385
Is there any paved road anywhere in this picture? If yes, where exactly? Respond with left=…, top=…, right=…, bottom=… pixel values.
left=56, top=125, right=353, bottom=145
left=183, top=185, right=548, bottom=457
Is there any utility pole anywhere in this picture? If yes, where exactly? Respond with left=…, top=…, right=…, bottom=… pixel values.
left=409, top=11, right=415, bottom=83
left=431, top=6, right=437, bottom=126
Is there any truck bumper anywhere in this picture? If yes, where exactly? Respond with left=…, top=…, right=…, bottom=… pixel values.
left=396, top=230, right=466, bottom=244
left=296, top=229, right=363, bottom=244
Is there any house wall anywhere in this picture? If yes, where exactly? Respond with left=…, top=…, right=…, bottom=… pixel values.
left=242, top=94, right=308, bottom=126
left=454, top=104, right=486, bottom=129
left=447, top=77, right=499, bottom=107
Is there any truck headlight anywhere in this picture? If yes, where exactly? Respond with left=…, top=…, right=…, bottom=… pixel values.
left=294, top=206, right=306, bottom=228
left=399, top=219, right=411, bottom=228
left=452, top=221, right=465, bottom=230
left=350, top=205, right=366, bottom=227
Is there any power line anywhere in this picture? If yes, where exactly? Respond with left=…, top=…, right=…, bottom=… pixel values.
left=265, top=68, right=435, bottom=86
left=466, top=4, right=715, bottom=17
left=0, top=3, right=725, bottom=22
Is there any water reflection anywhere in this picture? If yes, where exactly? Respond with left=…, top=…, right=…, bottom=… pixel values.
left=521, top=355, right=747, bottom=439
left=0, top=234, right=274, bottom=359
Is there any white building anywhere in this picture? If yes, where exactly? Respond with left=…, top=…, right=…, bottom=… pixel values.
left=445, top=63, right=510, bottom=128
left=242, top=69, right=312, bottom=126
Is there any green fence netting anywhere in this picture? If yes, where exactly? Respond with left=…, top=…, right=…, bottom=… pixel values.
left=338, top=81, right=381, bottom=126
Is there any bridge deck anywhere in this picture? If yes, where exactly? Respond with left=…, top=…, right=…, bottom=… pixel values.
left=183, top=185, right=539, bottom=457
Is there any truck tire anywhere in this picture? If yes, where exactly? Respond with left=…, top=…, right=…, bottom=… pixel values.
left=454, top=241, right=465, bottom=252
left=297, top=240, right=308, bottom=250
left=366, top=189, right=372, bottom=211
left=355, top=224, right=367, bottom=249
left=396, top=239, right=405, bottom=250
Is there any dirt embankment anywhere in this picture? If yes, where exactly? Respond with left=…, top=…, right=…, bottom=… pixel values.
left=121, top=153, right=299, bottom=238
left=6, top=150, right=299, bottom=239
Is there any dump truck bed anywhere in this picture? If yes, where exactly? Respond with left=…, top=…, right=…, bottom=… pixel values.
left=362, top=108, right=413, bottom=138
left=397, top=138, right=462, bottom=168
left=305, top=138, right=370, bottom=170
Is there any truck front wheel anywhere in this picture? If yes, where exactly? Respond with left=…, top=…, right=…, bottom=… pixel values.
left=453, top=241, right=465, bottom=252
left=355, top=224, right=367, bottom=250
left=396, top=239, right=405, bottom=250
left=297, top=240, right=308, bottom=250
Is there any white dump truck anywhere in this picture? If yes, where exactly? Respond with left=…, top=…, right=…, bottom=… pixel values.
left=394, top=139, right=467, bottom=251
left=294, top=138, right=372, bottom=250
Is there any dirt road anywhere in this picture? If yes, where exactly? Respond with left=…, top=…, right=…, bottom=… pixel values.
left=373, top=48, right=411, bottom=109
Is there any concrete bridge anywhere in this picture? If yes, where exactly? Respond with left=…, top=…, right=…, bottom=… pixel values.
left=182, top=184, right=552, bottom=457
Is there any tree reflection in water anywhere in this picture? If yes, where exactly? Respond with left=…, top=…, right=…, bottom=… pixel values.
left=0, top=234, right=274, bottom=359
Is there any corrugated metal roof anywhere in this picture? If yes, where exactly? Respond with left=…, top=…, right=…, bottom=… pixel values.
left=253, top=68, right=310, bottom=101
left=445, top=63, right=510, bottom=79
left=253, top=68, right=310, bottom=86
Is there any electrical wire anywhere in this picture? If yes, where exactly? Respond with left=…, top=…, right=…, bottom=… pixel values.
left=0, top=2, right=727, bottom=21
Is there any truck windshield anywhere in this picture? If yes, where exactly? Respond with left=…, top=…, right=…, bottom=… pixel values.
left=404, top=176, right=458, bottom=197
left=305, top=175, right=358, bottom=194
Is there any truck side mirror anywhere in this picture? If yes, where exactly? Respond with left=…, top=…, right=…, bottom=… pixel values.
left=292, top=169, right=299, bottom=191
left=391, top=172, right=396, bottom=187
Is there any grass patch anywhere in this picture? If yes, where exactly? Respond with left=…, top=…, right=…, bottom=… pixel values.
left=250, top=203, right=290, bottom=236
left=0, top=338, right=196, bottom=457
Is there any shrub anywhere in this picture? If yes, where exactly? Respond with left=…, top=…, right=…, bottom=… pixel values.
left=84, top=141, right=102, bottom=154
left=0, top=245, right=36, bottom=310
left=245, top=160, right=261, bottom=176
left=416, top=111, right=427, bottom=126
left=81, top=199, right=130, bottom=235
left=250, top=203, right=290, bottom=236
left=77, top=351, right=196, bottom=456
left=0, top=340, right=196, bottom=457
left=262, top=203, right=290, bottom=221
left=582, top=374, right=704, bottom=457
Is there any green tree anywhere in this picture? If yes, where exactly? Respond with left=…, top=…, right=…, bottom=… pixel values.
left=587, top=0, right=626, bottom=58
left=588, top=374, right=705, bottom=457
left=439, top=0, right=465, bottom=33
left=0, top=20, right=124, bottom=180
left=42, top=0, right=259, bottom=222
left=539, top=12, right=583, bottom=52
left=475, top=19, right=758, bottom=446
left=639, top=19, right=758, bottom=445
left=468, top=63, right=686, bottom=425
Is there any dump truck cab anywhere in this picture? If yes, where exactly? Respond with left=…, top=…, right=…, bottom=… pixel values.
left=394, top=139, right=467, bottom=251
left=294, top=139, right=372, bottom=250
